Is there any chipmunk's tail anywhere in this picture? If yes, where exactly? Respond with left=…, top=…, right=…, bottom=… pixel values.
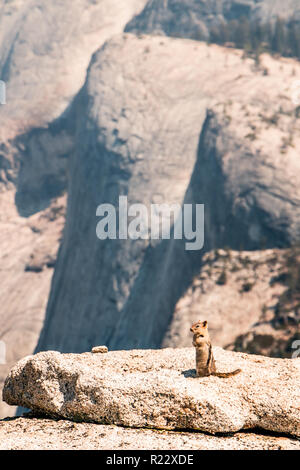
left=211, top=368, right=242, bottom=378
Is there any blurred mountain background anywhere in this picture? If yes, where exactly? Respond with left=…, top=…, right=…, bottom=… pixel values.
left=0, top=0, right=300, bottom=417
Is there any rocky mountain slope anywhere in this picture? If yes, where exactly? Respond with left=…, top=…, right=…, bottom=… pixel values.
left=1, top=347, right=299, bottom=449
left=0, top=193, right=65, bottom=419
left=0, top=0, right=148, bottom=418
left=36, top=34, right=300, bottom=356
left=163, top=248, right=300, bottom=357
left=125, top=0, right=300, bottom=41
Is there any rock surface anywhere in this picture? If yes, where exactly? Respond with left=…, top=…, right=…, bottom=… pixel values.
left=36, top=34, right=300, bottom=355
left=1, top=415, right=299, bottom=450
left=3, top=348, right=300, bottom=437
left=2, top=0, right=300, bottom=422
left=163, top=248, right=300, bottom=357
left=0, top=0, right=148, bottom=418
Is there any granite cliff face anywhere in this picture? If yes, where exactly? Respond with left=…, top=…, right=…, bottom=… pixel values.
left=0, top=193, right=65, bottom=419
left=36, top=34, right=300, bottom=355
left=0, top=0, right=148, bottom=418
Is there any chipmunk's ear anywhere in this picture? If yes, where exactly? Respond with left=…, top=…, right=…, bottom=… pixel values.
left=202, top=320, right=208, bottom=328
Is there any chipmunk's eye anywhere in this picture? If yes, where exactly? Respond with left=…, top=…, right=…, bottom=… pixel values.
left=199, top=334, right=204, bottom=337
left=196, top=325, right=199, bottom=328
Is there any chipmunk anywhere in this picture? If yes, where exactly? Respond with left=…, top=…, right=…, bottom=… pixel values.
left=190, top=320, right=241, bottom=378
